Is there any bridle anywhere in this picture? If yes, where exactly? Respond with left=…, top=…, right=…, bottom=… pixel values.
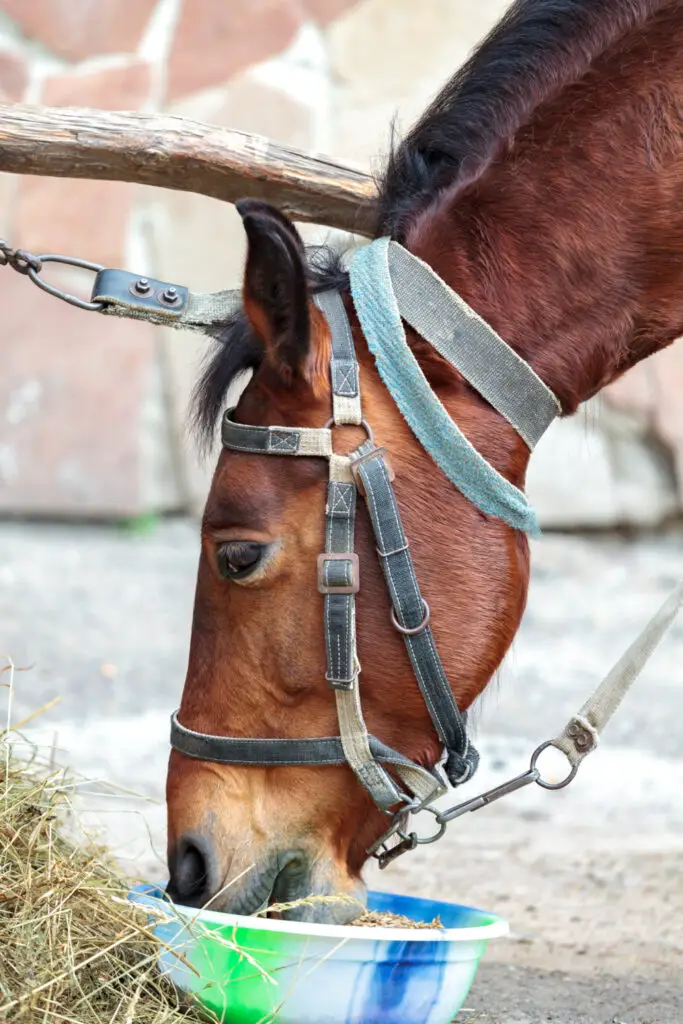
left=170, top=237, right=561, bottom=865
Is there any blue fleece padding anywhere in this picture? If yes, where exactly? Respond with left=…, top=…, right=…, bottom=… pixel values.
left=349, top=238, right=539, bottom=534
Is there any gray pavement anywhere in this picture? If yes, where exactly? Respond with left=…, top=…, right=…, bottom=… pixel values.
left=2, top=518, right=683, bottom=1023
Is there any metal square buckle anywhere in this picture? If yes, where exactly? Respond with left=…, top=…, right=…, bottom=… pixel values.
left=349, top=447, right=394, bottom=497
left=317, top=553, right=360, bottom=595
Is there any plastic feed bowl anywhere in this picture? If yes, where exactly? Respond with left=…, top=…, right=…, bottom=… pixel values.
left=129, top=884, right=507, bottom=1024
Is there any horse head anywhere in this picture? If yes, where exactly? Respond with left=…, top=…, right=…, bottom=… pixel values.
left=167, top=0, right=683, bottom=920
left=165, top=198, right=530, bottom=918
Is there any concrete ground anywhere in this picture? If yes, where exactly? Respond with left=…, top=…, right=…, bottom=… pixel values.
left=2, top=518, right=683, bottom=1024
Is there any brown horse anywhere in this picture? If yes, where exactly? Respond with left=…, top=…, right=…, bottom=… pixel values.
left=166, top=0, right=683, bottom=921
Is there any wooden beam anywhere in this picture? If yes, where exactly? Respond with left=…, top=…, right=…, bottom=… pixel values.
left=0, top=104, right=378, bottom=237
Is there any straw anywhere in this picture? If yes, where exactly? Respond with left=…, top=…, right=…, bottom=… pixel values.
left=0, top=730, right=209, bottom=1023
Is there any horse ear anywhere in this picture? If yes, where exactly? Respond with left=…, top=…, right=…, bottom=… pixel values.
left=236, top=199, right=310, bottom=385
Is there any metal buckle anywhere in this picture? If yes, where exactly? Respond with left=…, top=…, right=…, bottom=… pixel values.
left=317, top=553, right=360, bottom=595
left=349, top=446, right=395, bottom=497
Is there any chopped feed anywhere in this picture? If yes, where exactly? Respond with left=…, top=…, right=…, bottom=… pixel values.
left=354, top=910, right=443, bottom=929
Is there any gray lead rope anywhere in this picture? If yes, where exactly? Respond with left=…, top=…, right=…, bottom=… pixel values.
left=552, top=580, right=683, bottom=767
left=431, top=578, right=683, bottom=829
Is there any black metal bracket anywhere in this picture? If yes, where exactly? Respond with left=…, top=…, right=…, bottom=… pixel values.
left=92, top=269, right=189, bottom=318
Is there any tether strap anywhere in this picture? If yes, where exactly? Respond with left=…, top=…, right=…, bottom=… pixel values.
left=553, top=580, right=683, bottom=767
left=95, top=270, right=242, bottom=332
left=352, top=440, right=479, bottom=787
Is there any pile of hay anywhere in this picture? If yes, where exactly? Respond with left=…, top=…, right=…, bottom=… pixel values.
left=0, top=723, right=431, bottom=1021
left=0, top=733, right=209, bottom=1024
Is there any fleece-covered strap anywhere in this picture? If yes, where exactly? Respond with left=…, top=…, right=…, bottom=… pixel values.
left=349, top=237, right=543, bottom=534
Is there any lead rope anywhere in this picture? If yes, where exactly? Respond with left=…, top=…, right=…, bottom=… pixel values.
left=427, top=579, right=683, bottom=833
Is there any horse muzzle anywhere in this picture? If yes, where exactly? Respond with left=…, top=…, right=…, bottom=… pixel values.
left=167, top=831, right=365, bottom=924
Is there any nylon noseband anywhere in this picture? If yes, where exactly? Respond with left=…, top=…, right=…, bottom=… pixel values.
left=170, top=239, right=560, bottom=864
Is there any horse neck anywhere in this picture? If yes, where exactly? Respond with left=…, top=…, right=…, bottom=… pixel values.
left=406, top=3, right=683, bottom=415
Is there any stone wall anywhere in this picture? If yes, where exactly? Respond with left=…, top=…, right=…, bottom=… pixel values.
left=0, top=0, right=681, bottom=527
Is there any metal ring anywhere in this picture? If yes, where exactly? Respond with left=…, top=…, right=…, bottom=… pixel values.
left=324, top=417, right=374, bottom=445
left=391, top=599, right=430, bottom=636
left=397, top=807, right=447, bottom=847
left=530, top=740, right=579, bottom=790
left=27, top=254, right=105, bottom=312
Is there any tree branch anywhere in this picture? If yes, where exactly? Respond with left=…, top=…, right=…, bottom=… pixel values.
left=0, top=104, right=378, bottom=237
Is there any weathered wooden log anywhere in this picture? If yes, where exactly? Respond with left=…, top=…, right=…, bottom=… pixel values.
left=0, top=104, right=378, bottom=236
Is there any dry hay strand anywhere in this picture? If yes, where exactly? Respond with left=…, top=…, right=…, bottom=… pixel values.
left=0, top=732, right=208, bottom=1024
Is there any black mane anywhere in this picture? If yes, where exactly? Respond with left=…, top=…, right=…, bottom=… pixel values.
left=376, top=0, right=662, bottom=240
left=191, top=246, right=347, bottom=451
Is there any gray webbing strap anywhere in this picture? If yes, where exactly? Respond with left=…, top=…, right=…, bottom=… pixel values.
left=317, top=297, right=444, bottom=810
left=352, top=441, right=479, bottom=786
left=385, top=241, right=560, bottom=449
left=96, top=272, right=242, bottom=332
left=553, top=580, right=683, bottom=768
left=314, top=290, right=362, bottom=426
left=222, top=411, right=332, bottom=458
left=322, top=479, right=359, bottom=691
left=171, top=711, right=438, bottom=777
left=323, top=467, right=438, bottom=810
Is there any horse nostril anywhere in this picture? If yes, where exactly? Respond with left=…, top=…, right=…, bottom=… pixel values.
left=168, top=835, right=213, bottom=906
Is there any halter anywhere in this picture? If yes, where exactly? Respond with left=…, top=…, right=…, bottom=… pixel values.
left=170, top=238, right=561, bottom=865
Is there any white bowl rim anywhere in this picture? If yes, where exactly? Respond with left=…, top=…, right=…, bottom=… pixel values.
left=131, top=889, right=509, bottom=944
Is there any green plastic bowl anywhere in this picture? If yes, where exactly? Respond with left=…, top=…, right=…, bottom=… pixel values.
left=129, top=884, right=507, bottom=1024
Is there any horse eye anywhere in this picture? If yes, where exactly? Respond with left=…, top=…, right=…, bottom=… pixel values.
left=216, top=542, right=265, bottom=580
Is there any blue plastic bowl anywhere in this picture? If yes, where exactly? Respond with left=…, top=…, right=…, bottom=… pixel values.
left=129, top=884, right=507, bottom=1024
